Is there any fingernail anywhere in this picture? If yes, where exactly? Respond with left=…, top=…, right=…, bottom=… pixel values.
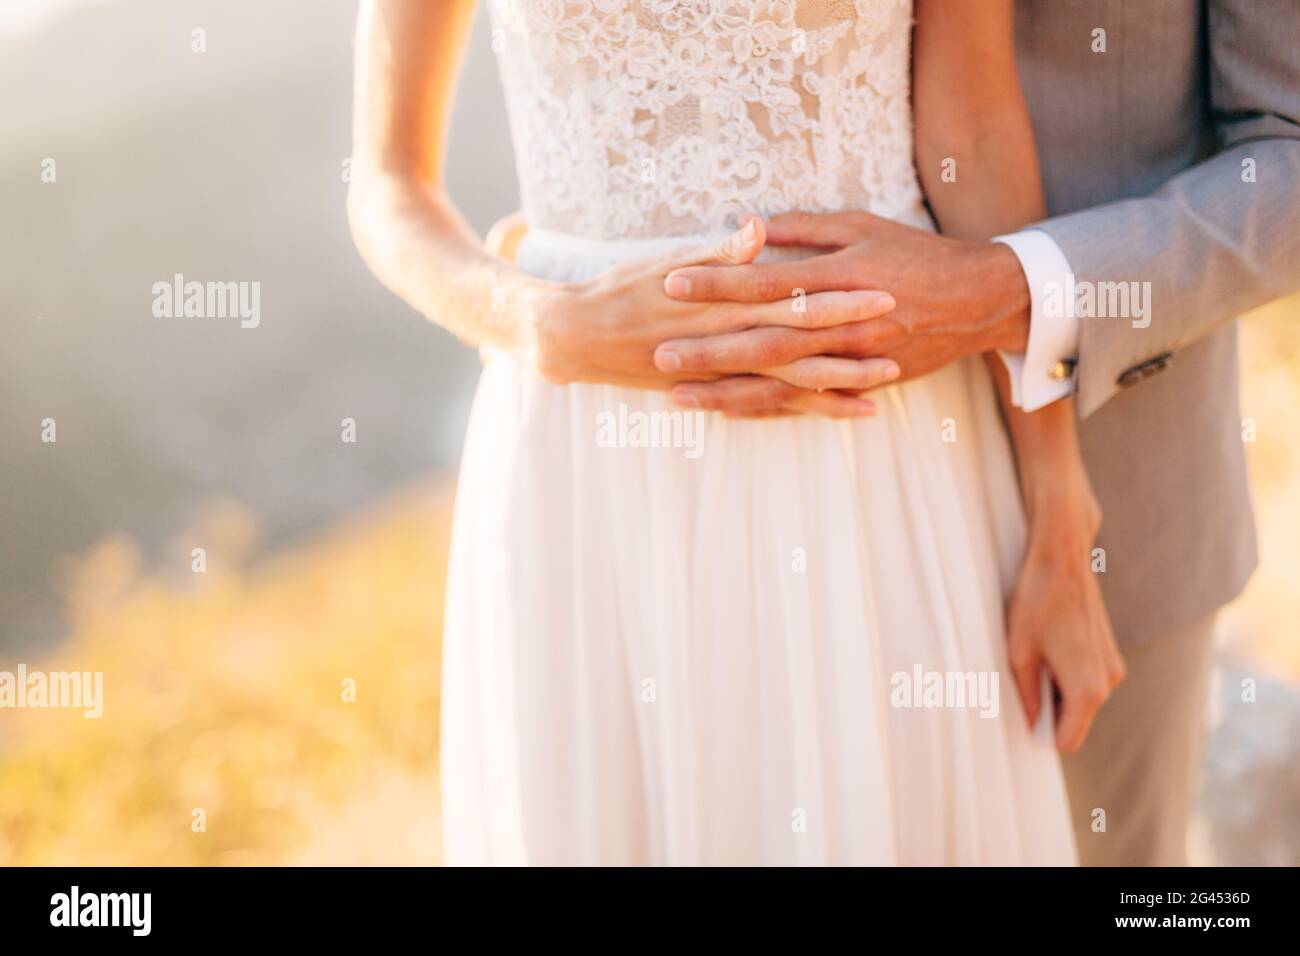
left=877, top=294, right=896, bottom=311
left=664, top=274, right=691, bottom=298
left=675, top=391, right=699, bottom=408
left=656, top=348, right=682, bottom=372
left=741, top=219, right=757, bottom=243
left=882, top=361, right=901, bottom=382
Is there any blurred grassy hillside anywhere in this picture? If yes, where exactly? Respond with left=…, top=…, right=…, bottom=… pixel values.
left=0, top=297, right=1297, bottom=867
left=1224, top=295, right=1300, bottom=679
left=0, top=486, right=450, bottom=866
left=0, top=0, right=511, bottom=650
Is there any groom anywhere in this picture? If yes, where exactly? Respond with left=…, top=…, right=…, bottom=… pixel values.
left=638, top=0, right=1299, bottom=866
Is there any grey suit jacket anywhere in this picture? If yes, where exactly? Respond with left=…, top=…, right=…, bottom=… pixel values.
left=1014, top=0, right=1300, bottom=645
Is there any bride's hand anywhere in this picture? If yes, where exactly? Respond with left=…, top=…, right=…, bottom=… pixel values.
left=1006, top=492, right=1126, bottom=753
left=487, top=214, right=902, bottom=416
left=483, top=210, right=529, bottom=264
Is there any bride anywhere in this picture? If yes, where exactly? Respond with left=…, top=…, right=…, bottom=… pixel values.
left=348, top=0, right=1125, bottom=865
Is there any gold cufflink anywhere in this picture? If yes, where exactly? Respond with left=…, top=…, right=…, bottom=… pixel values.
left=1049, top=359, right=1077, bottom=381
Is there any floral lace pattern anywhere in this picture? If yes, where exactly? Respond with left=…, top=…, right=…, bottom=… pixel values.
left=486, top=0, right=929, bottom=239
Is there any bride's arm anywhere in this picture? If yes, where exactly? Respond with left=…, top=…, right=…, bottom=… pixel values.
left=348, top=0, right=547, bottom=358
left=348, top=0, right=897, bottom=408
left=913, top=0, right=1125, bottom=752
left=914, top=1, right=1075, bottom=522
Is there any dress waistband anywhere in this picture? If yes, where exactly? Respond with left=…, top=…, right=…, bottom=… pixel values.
left=522, top=227, right=732, bottom=263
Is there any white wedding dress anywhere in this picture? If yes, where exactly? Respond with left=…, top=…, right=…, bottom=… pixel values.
left=441, top=0, right=1077, bottom=865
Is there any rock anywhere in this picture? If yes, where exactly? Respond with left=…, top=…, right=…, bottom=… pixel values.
left=1195, top=666, right=1300, bottom=866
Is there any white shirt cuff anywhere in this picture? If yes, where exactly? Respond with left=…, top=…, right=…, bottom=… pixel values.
left=993, top=230, right=1080, bottom=411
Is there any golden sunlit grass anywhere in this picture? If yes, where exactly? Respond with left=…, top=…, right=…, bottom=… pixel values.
left=0, top=297, right=1296, bottom=867
left=0, top=486, right=451, bottom=866
left=1227, top=295, right=1300, bottom=680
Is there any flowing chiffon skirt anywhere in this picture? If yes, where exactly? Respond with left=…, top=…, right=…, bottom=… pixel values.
left=440, top=228, right=1077, bottom=866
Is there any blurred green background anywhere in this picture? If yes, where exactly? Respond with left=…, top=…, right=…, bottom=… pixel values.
left=1, top=0, right=1296, bottom=865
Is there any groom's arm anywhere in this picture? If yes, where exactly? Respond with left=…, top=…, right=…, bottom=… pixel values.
left=1015, top=0, right=1300, bottom=417
left=662, top=0, right=1300, bottom=418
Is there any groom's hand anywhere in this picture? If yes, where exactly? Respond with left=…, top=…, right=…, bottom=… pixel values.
left=484, top=212, right=903, bottom=416
left=660, top=211, right=1033, bottom=413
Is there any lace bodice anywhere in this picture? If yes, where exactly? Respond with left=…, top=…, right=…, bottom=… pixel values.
left=486, top=0, right=930, bottom=240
